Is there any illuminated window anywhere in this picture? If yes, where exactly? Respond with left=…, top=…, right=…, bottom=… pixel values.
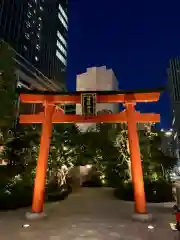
left=36, top=44, right=40, bottom=50
left=25, top=33, right=30, bottom=39
left=57, top=40, right=67, bottom=57
left=28, top=3, right=32, bottom=7
left=172, top=117, right=175, bottom=125
left=40, top=6, right=43, bottom=11
left=58, top=4, right=68, bottom=22
left=37, top=33, right=40, bottom=38
left=27, top=11, right=32, bottom=18
left=35, top=56, right=39, bottom=61
left=26, top=21, right=31, bottom=28
left=174, top=132, right=177, bottom=140
left=33, top=9, right=36, bottom=14
left=57, top=31, right=67, bottom=48
left=58, top=13, right=68, bottom=30
left=38, top=17, right=42, bottom=21
left=23, top=45, right=27, bottom=51
left=56, top=50, right=66, bottom=66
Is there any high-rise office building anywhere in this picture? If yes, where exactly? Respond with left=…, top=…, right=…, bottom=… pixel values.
left=0, top=0, right=68, bottom=89
left=167, top=57, right=180, bottom=156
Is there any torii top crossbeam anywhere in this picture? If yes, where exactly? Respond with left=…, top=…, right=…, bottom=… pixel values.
left=18, top=88, right=162, bottom=104
left=18, top=88, right=162, bottom=124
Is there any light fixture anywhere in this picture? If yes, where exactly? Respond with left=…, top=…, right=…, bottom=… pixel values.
left=63, top=146, right=68, bottom=151
left=86, top=164, right=92, bottom=169
left=165, top=131, right=172, bottom=136
left=23, top=224, right=30, bottom=228
left=148, top=225, right=154, bottom=230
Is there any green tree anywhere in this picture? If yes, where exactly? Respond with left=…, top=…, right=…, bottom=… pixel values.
left=78, top=121, right=128, bottom=186
left=0, top=41, right=17, bottom=140
left=47, top=124, right=82, bottom=186
left=139, top=127, right=177, bottom=181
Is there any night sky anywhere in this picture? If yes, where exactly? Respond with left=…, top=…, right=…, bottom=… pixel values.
left=67, top=0, right=180, bottom=129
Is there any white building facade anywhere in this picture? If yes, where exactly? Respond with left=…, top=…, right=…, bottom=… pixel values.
left=76, top=66, right=119, bottom=131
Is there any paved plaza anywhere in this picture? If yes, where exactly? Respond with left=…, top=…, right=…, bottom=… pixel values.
left=0, top=188, right=179, bottom=239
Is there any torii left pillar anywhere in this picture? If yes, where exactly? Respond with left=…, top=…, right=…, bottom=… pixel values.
left=27, top=102, right=55, bottom=218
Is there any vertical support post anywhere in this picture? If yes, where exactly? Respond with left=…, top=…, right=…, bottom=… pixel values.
left=32, top=102, right=55, bottom=213
left=125, top=102, right=147, bottom=214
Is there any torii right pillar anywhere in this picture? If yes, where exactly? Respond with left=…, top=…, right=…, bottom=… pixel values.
left=125, top=101, right=150, bottom=220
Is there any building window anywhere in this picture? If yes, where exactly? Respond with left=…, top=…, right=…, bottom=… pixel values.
left=35, top=56, right=39, bottom=61
left=36, top=44, right=40, bottom=50
left=23, top=45, right=27, bottom=51
left=57, top=40, right=67, bottom=57
left=59, top=4, right=68, bottom=22
left=26, top=21, right=31, bottom=28
left=172, top=116, right=175, bottom=125
left=174, top=132, right=177, bottom=140
left=40, top=6, right=43, bottom=11
left=57, top=31, right=67, bottom=48
left=27, top=11, right=32, bottom=18
left=58, top=13, right=68, bottom=30
left=56, top=50, right=66, bottom=66
left=25, top=33, right=30, bottom=39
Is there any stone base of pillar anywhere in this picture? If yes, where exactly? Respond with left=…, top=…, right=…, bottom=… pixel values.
left=25, top=212, right=47, bottom=220
left=132, top=213, right=153, bottom=222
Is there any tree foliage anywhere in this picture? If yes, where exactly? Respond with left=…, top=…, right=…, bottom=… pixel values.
left=0, top=41, right=17, bottom=136
left=1, top=108, right=177, bottom=190
left=139, top=127, right=177, bottom=180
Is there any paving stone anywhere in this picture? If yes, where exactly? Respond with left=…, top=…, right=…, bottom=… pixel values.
left=0, top=188, right=178, bottom=239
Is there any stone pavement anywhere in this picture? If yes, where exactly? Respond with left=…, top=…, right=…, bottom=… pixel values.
left=0, top=187, right=179, bottom=239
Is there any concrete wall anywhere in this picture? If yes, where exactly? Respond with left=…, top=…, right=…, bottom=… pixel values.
left=76, top=66, right=119, bottom=131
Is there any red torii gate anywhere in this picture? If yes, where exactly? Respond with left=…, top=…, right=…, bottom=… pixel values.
left=19, top=89, right=161, bottom=217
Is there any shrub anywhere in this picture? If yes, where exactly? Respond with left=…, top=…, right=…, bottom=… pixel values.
left=0, top=182, right=33, bottom=210
left=114, top=179, right=174, bottom=203
left=83, top=174, right=102, bottom=187
left=0, top=181, right=72, bottom=211
left=145, top=179, right=174, bottom=202
left=46, top=183, right=71, bottom=202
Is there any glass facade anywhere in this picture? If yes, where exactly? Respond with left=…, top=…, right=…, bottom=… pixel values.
left=0, top=0, right=68, bottom=87
left=167, top=58, right=180, bottom=157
